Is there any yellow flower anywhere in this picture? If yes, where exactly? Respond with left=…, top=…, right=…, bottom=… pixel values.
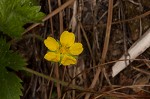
left=44, top=31, right=83, bottom=66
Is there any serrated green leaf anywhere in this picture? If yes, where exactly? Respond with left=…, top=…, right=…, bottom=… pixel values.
left=0, top=0, right=45, bottom=38
left=0, top=38, right=26, bottom=99
left=0, top=67, right=23, bottom=99
left=0, top=38, right=26, bottom=70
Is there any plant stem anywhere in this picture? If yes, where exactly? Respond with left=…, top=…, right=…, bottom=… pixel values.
left=23, top=67, right=86, bottom=91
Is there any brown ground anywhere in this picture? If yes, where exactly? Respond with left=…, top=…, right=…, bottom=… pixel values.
left=15, top=0, right=150, bottom=99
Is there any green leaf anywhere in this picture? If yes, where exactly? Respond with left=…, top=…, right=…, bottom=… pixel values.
left=0, top=38, right=26, bottom=99
left=0, top=67, right=23, bottom=99
left=0, top=0, right=45, bottom=38
left=0, top=38, right=26, bottom=70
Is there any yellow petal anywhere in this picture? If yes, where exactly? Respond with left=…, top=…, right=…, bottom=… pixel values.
left=44, top=37, right=59, bottom=51
left=61, top=55, right=77, bottom=66
left=60, top=31, right=75, bottom=47
left=44, top=52, right=60, bottom=62
left=69, top=43, right=83, bottom=55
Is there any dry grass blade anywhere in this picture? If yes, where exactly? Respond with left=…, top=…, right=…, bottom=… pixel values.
left=54, top=64, right=61, bottom=98
left=95, top=84, right=150, bottom=99
left=84, top=0, right=114, bottom=98
left=47, top=0, right=54, bottom=35
left=80, top=22, right=94, bottom=62
left=112, top=10, right=150, bottom=25
left=20, top=0, right=150, bottom=98
left=112, top=28, right=150, bottom=77
left=58, top=0, right=64, bottom=34
left=70, top=0, right=77, bottom=32
left=23, top=0, right=75, bottom=35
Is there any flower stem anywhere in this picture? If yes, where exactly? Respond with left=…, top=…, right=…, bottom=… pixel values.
left=23, top=67, right=86, bottom=91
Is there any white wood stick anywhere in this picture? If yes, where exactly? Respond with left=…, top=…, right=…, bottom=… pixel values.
left=112, top=28, right=150, bottom=77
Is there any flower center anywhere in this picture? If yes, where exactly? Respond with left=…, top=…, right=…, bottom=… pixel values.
left=60, top=46, right=69, bottom=54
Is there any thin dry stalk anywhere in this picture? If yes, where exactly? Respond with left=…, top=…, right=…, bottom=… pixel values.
left=112, top=10, right=150, bottom=25
left=94, top=84, right=150, bottom=99
left=132, top=66, right=150, bottom=75
left=48, top=82, right=54, bottom=99
left=48, top=65, right=54, bottom=99
left=77, top=0, right=83, bottom=41
left=72, top=67, right=76, bottom=99
left=80, top=22, right=94, bottom=62
left=58, top=0, right=64, bottom=33
left=54, top=63, right=61, bottom=98
left=112, top=28, right=150, bottom=77
left=48, top=0, right=54, bottom=35
left=84, top=0, right=114, bottom=98
left=101, top=0, right=113, bottom=63
left=23, top=0, right=75, bottom=34
left=70, top=0, right=77, bottom=32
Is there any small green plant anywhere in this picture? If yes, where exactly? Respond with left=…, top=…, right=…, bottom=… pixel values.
left=0, top=0, right=45, bottom=38
left=0, top=0, right=45, bottom=99
left=0, top=0, right=84, bottom=99
left=0, top=38, right=26, bottom=99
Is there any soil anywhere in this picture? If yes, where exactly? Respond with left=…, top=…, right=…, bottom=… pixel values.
left=15, top=0, right=150, bottom=99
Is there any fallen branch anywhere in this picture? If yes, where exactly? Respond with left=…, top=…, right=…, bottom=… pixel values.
left=112, top=28, right=150, bottom=77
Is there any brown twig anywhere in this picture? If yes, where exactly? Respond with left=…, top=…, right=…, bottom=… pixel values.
left=79, top=22, right=94, bottom=63
left=48, top=0, right=54, bottom=35
left=58, top=0, right=64, bottom=34
left=85, top=0, right=114, bottom=98
left=132, top=66, right=150, bottom=75
left=55, top=63, right=61, bottom=98
left=112, top=10, right=150, bottom=25
left=23, top=0, right=75, bottom=35
left=95, top=84, right=150, bottom=98
left=48, top=65, right=54, bottom=99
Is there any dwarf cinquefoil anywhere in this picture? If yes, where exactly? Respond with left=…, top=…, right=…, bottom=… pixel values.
left=44, top=31, right=83, bottom=65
